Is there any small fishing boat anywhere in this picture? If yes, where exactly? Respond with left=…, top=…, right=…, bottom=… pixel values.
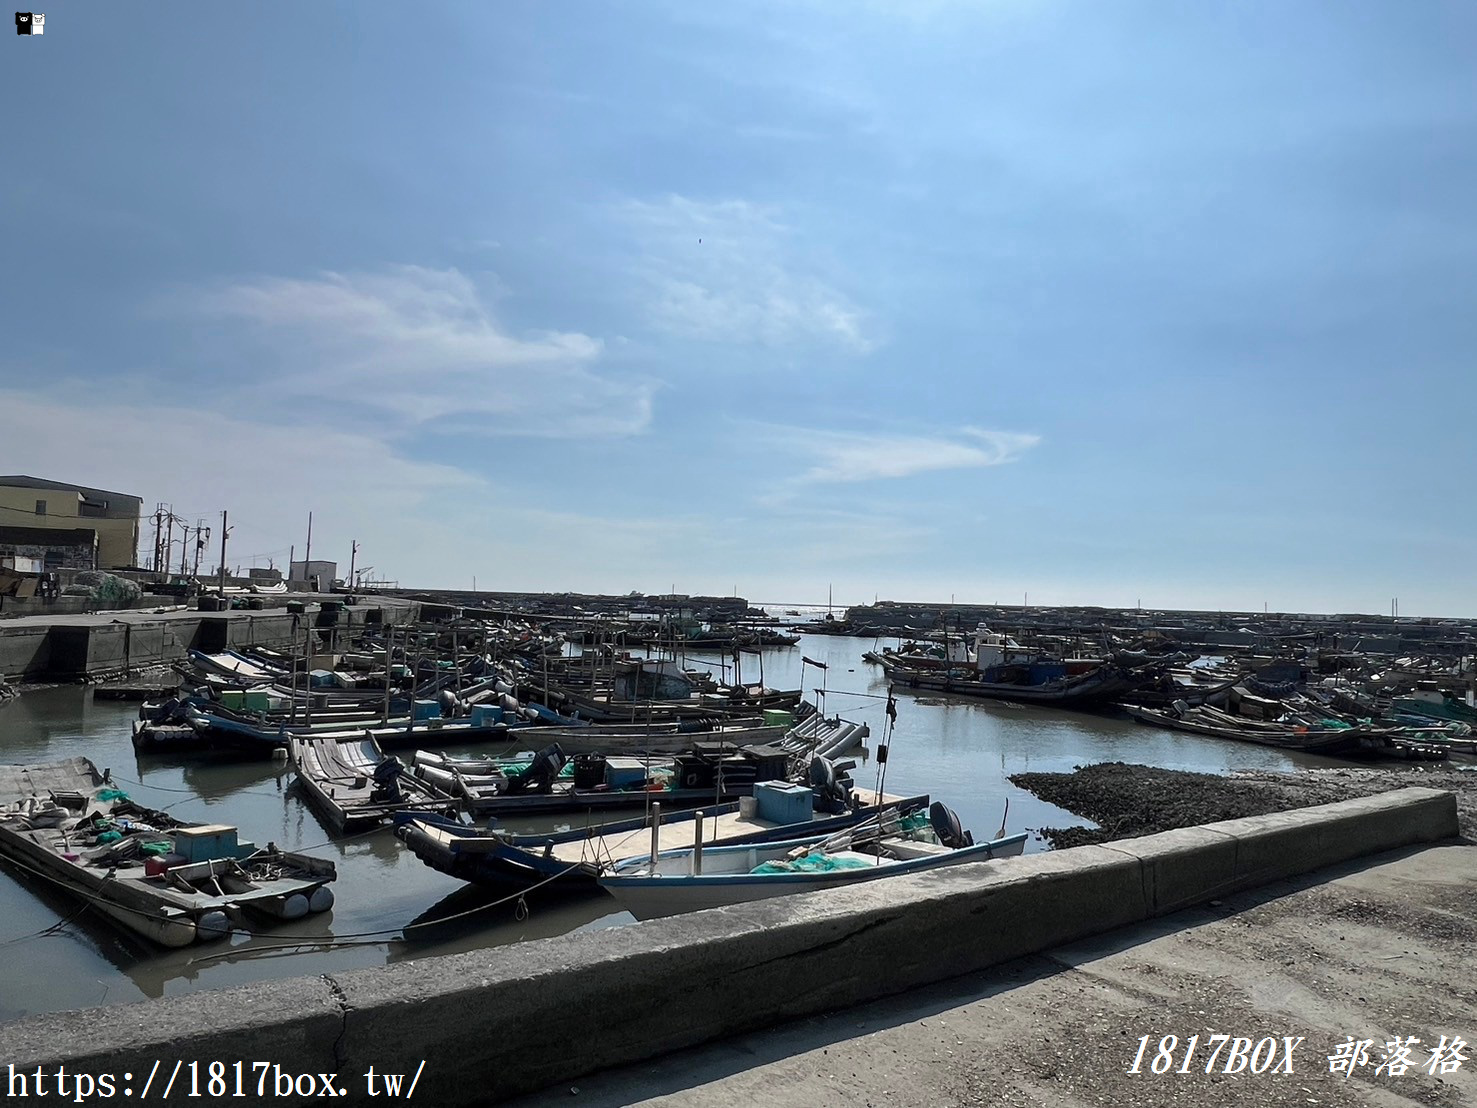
left=597, top=803, right=1027, bottom=919
left=288, top=735, right=460, bottom=834
left=409, top=741, right=797, bottom=818
left=395, top=766, right=928, bottom=895
left=1123, top=704, right=1366, bottom=754
left=0, top=757, right=336, bottom=947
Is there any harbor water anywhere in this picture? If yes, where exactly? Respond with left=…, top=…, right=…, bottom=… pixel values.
left=0, top=632, right=1331, bottom=1021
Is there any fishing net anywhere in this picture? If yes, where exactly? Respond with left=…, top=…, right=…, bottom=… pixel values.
left=751, top=853, right=875, bottom=875
left=497, top=762, right=577, bottom=778
left=96, top=787, right=130, bottom=802
left=72, top=571, right=143, bottom=605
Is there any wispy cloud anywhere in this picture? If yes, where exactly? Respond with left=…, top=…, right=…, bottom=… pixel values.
left=616, top=195, right=877, bottom=353
left=796, top=426, right=1040, bottom=483
left=749, top=424, right=1039, bottom=494
left=193, top=265, right=655, bottom=438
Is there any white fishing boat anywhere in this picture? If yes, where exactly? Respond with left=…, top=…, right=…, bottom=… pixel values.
left=597, top=802, right=1026, bottom=919
left=0, top=758, right=336, bottom=947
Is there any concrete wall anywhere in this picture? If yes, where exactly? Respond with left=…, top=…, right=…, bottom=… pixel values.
left=0, top=600, right=419, bottom=680
left=0, top=623, right=51, bottom=680
left=0, top=787, right=1457, bottom=1104
left=47, top=621, right=203, bottom=678
left=0, top=534, right=97, bottom=570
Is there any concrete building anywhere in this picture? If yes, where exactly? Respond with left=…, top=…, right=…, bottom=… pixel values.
left=0, top=476, right=142, bottom=570
left=0, top=525, right=100, bottom=571
left=290, top=559, right=337, bottom=591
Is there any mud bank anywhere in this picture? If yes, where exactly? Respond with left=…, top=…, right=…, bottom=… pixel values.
left=1011, top=761, right=1477, bottom=848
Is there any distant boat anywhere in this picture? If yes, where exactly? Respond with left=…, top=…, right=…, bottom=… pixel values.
left=1123, top=704, right=1365, bottom=754
left=0, top=757, right=336, bottom=947
left=886, top=629, right=1174, bottom=708
left=597, top=803, right=1027, bottom=920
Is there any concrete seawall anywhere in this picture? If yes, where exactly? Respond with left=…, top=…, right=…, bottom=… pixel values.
left=0, top=599, right=420, bottom=681
left=0, top=787, right=1458, bottom=1104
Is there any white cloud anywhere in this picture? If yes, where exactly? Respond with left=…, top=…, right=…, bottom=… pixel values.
left=616, top=196, right=876, bottom=353
left=748, top=423, right=1039, bottom=493
left=194, top=265, right=654, bottom=438
left=0, top=389, right=483, bottom=581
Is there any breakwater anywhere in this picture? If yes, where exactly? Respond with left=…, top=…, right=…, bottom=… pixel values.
left=0, top=786, right=1456, bottom=1104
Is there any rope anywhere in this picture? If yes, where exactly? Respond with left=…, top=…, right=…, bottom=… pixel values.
left=0, top=900, right=91, bottom=948
left=184, top=859, right=587, bottom=965
left=109, top=773, right=286, bottom=802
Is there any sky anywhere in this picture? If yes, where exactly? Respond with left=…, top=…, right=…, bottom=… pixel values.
left=3, top=2, right=1475, bottom=615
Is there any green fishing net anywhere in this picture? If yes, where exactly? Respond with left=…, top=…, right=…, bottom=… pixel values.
left=751, top=854, right=874, bottom=875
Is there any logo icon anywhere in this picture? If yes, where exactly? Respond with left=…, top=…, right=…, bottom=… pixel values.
left=15, top=11, right=43, bottom=34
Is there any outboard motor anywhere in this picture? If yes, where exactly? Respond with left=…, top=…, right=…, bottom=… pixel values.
left=371, top=757, right=406, bottom=804
left=929, top=802, right=974, bottom=848
left=808, top=755, right=855, bottom=815
left=507, top=744, right=566, bottom=795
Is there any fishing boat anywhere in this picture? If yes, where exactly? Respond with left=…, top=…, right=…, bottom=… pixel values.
left=0, top=757, right=336, bottom=947
left=288, top=735, right=461, bottom=834
left=597, top=803, right=1027, bottom=919
left=395, top=763, right=927, bottom=894
left=1123, top=704, right=1366, bottom=754
left=887, top=629, right=1174, bottom=708
left=1390, top=691, right=1477, bottom=727
left=408, top=741, right=792, bottom=818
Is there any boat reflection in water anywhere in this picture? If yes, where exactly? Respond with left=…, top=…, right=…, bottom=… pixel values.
left=386, top=883, right=633, bottom=965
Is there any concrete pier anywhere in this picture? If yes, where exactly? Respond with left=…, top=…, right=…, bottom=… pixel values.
left=0, top=786, right=1457, bottom=1105
left=0, top=597, right=421, bottom=682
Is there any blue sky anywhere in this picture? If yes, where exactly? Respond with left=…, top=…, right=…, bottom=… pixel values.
left=4, top=2, right=1474, bottom=614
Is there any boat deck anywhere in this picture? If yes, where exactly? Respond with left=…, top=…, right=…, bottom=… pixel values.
left=536, top=787, right=914, bottom=868
left=290, top=735, right=456, bottom=833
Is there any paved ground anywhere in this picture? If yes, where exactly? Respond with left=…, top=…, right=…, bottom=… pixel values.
left=510, top=842, right=1475, bottom=1107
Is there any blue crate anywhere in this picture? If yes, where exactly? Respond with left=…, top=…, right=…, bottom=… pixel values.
left=755, top=781, right=813, bottom=825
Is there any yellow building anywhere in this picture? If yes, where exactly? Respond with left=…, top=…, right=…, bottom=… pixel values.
left=0, top=476, right=142, bottom=570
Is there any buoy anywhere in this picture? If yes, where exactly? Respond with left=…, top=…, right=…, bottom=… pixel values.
left=195, top=911, right=233, bottom=942
left=309, top=885, right=336, bottom=913
left=277, top=893, right=310, bottom=920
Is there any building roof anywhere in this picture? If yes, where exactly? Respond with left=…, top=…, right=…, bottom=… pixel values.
left=0, top=525, right=99, bottom=547
left=0, top=476, right=142, bottom=505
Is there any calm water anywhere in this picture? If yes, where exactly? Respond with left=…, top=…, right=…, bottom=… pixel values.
left=0, top=633, right=1322, bottom=1021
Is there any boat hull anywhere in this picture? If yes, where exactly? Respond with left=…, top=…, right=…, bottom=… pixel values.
left=600, top=833, right=1028, bottom=920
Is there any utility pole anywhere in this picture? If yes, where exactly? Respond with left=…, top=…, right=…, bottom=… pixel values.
left=349, top=539, right=359, bottom=593
left=152, top=505, right=165, bottom=573
left=193, top=522, right=208, bottom=578
left=304, top=511, right=313, bottom=591
left=217, top=510, right=231, bottom=599
left=164, top=506, right=176, bottom=578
